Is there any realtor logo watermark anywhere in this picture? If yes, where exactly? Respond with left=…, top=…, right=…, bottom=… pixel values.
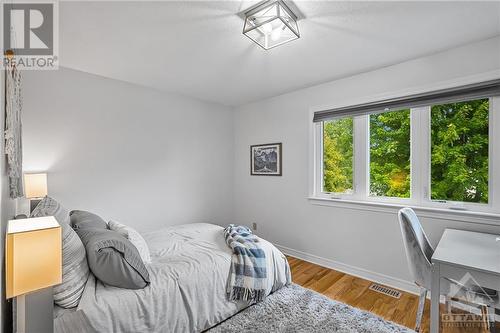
left=2, top=1, right=59, bottom=70
left=441, top=273, right=497, bottom=330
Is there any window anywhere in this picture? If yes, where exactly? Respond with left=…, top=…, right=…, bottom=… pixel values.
left=323, top=118, right=353, bottom=194
left=313, top=96, right=499, bottom=214
left=430, top=99, right=489, bottom=203
left=369, top=109, right=411, bottom=198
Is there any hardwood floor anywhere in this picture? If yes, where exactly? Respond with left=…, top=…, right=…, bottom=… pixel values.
left=288, top=256, right=497, bottom=333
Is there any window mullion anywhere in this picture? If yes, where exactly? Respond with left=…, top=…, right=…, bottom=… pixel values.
left=314, top=122, right=324, bottom=197
left=423, top=106, right=432, bottom=205
left=353, top=115, right=368, bottom=200
left=411, top=106, right=430, bottom=206
left=490, top=97, right=499, bottom=212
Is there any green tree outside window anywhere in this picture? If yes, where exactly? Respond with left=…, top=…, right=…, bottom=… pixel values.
left=431, top=99, right=489, bottom=203
left=370, top=110, right=411, bottom=198
left=322, top=99, right=489, bottom=204
left=323, top=118, right=353, bottom=193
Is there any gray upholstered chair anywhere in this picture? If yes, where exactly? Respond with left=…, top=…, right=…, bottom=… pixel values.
left=398, top=207, right=499, bottom=332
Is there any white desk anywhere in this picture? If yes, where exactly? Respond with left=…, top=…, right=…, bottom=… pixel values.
left=431, top=229, right=500, bottom=333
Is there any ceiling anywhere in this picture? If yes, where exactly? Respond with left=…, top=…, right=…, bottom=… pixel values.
left=60, top=1, right=500, bottom=106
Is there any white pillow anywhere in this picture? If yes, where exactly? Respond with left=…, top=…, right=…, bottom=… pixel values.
left=31, top=196, right=89, bottom=308
left=108, top=220, right=152, bottom=264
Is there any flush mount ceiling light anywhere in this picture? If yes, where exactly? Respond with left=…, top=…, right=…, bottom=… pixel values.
left=243, top=0, right=300, bottom=50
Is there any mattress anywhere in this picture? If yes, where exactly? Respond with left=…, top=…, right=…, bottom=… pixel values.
left=55, top=223, right=290, bottom=332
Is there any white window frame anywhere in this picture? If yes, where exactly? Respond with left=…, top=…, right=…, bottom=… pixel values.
left=311, top=97, right=500, bottom=215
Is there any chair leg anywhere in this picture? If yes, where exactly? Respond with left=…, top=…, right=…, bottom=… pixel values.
left=415, top=288, right=427, bottom=333
left=486, top=305, right=496, bottom=333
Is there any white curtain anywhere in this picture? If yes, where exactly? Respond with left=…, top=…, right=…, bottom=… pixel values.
left=4, top=64, right=23, bottom=198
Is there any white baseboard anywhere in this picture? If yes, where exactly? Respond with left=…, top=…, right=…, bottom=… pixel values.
left=276, top=244, right=420, bottom=295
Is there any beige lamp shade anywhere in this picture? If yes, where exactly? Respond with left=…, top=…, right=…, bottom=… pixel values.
left=24, top=173, right=48, bottom=199
left=6, top=216, right=62, bottom=299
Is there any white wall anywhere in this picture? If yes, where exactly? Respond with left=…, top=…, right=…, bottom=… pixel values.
left=233, top=37, right=500, bottom=290
left=22, top=68, right=234, bottom=232
left=17, top=36, right=500, bottom=295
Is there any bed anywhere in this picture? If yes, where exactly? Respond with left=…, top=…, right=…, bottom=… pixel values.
left=54, top=223, right=291, bottom=332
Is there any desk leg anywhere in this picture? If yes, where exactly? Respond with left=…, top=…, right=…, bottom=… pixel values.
left=431, top=263, right=440, bottom=333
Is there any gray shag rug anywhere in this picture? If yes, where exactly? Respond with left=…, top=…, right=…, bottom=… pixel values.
left=207, top=284, right=415, bottom=333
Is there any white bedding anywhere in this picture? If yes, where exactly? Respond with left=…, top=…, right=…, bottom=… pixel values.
left=58, top=223, right=290, bottom=332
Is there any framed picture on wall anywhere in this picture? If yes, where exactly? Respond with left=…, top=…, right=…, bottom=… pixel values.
left=250, top=143, right=282, bottom=176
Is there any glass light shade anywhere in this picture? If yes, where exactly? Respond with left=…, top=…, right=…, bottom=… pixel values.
left=243, top=1, right=300, bottom=50
left=24, top=173, right=48, bottom=199
left=6, top=216, right=62, bottom=298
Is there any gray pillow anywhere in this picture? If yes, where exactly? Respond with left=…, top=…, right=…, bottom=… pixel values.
left=70, top=210, right=108, bottom=230
left=31, top=196, right=90, bottom=308
left=76, top=228, right=150, bottom=289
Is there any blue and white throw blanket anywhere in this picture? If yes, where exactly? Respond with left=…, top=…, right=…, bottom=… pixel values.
left=224, top=224, right=267, bottom=303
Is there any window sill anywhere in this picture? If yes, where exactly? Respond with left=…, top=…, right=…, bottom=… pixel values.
left=308, top=196, right=500, bottom=226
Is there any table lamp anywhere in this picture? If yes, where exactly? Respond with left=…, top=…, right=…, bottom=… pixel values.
left=24, top=173, right=48, bottom=213
left=6, top=216, right=62, bottom=333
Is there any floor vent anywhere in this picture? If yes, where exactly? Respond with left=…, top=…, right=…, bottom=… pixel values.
left=368, top=283, right=402, bottom=299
